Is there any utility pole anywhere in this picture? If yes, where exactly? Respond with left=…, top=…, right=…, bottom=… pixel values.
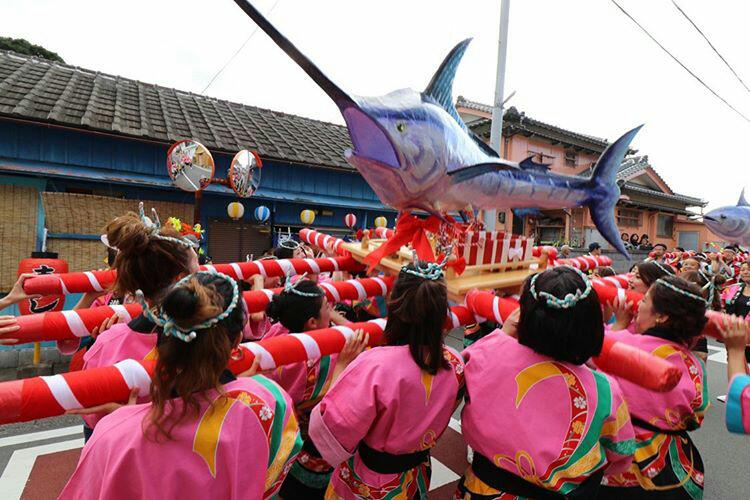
left=485, top=0, right=510, bottom=232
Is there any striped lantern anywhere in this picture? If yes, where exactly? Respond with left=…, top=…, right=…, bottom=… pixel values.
left=344, top=213, right=357, bottom=229
left=300, top=209, right=316, bottom=225
left=374, top=216, right=388, bottom=228
left=227, top=201, right=245, bottom=220
left=254, top=205, right=270, bottom=223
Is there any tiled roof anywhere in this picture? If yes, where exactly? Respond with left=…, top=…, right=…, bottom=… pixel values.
left=0, top=50, right=353, bottom=169
left=617, top=155, right=650, bottom=180
left=457, top=96, right=609, bottom=152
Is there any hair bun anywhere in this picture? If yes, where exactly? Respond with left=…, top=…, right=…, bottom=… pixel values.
left=105, top=213, right=150, bottom=256
left=162, top=279, right=221, bottom=329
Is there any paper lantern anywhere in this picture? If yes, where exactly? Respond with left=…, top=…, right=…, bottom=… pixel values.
left=300, top=209, right=316, bottom=225
left=254, top=205, right=270, bottom=223
left=17, top=252, right=68, bottom=315
left=227, top=201, right=245, bottom=220
left=374, top=216, right=388, bottom=228
left=344, top=213, right=357, bottom=229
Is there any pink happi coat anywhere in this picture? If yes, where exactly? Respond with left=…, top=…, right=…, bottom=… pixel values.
left=309, top=344, right=464, bottom=499
left=81, top=321, right=158, bottom=429
left=602, top=329, right=707, bottom=495
left=60, top=376, right=301, bottom=500
left=727, top=374, right=750, bottom=434
left=244, top=315, right=272, bottom=340
left=459, top=331, right=635, bottom=497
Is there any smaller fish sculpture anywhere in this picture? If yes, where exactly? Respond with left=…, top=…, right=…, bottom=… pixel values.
left=704, top=189, right=750, bottom=247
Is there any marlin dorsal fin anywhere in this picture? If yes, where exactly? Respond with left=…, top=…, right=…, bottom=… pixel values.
left=423, top=38, right=472, bottom=132
left=738, top=188, right=749, bottom=206
left=519, top=156, right=551, bottom=173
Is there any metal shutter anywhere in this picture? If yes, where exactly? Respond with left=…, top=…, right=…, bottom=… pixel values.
left=208, top=219, right=271, bottom=264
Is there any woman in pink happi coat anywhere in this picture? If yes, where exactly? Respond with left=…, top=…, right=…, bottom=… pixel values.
left=74, top=206, right=200, bottom=438
left=61, top=271, right=301, bottom=499
left=610, top=261, right=674, bottom=333
left=309, top=260, right=465, bottom=499
left=457, top=266, right=636, bottom=499
left=263, top=277, right=366, bottom=498
left=723, top=314, right=750, bottom=434
left=600, top=275, right=708, bottom=499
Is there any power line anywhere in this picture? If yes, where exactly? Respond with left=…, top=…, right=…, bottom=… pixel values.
left=200, top=0, right=282, bottom=94
left=671, top=0, right=750, bottom=94
left=610, top=0, right=750, bottom=124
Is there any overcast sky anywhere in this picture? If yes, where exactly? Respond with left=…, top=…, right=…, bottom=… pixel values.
left=2, top=0, right=748, bottom=210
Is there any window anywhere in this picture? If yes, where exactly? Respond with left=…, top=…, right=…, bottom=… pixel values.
left=657, top=214, right=674, bottom=237
left=617, top=208, right=641, bottom=227
left=564, top=150, right=577, bottom=167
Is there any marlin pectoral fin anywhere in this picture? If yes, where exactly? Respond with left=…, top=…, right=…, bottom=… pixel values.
left=423, top=39, right=473, bottom=132
left=518, top=156, right=551, bottom=172
left=738, top=188, right=749, bottom=206
left=448, top=162, right=517, bottom=184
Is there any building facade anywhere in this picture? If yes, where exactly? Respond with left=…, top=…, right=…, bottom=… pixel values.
left=0, top=50, right=395, bottom=292
left=456, top=97, right=720, bottom=251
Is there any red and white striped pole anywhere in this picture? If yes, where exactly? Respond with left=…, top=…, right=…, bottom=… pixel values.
left=0, top=302, right=482, bottom=424
left=23, top=256, right=363, bottom=296
left=5, top=276, right=396, bottom=344
left=299, top=228, right=348, bottom=256
left=553, top=255, right=612, bottom=272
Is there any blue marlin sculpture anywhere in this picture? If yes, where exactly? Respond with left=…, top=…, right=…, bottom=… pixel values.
left=704, top=189, right=750, bottom=247
left=233, top=0, right=639, bottom=256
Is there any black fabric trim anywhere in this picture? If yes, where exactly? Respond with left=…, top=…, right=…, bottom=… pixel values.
left=471, top=452, right=603, bottom=499
left=632, top=417, right=695, bottom=435
left=357, top=441, right=430, bottom=474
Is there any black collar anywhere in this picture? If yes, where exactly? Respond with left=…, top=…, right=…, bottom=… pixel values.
left=643, top=326, right=675, bottom=342
left=219, top=370, right=237, bottom=384
left=128, top=314, right=160, bottom=334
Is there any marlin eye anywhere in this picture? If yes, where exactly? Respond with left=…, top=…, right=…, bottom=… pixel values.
left=396, top=123, right=407, bottom=133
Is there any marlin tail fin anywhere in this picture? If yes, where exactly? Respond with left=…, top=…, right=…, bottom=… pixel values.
left=587, top=125, right=642, bottom=258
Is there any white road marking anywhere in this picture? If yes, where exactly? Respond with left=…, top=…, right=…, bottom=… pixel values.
left=429, top=457, right=460, bottom=491
left=0, top=426, right=82, bottom=449
left=708, top=345, right=727, bottom=365
left=448, top=417, right=462, bottom=434
left=0, top=438, right=83, bottom=500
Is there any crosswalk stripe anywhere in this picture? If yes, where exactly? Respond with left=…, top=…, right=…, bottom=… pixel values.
left=0, top=438, right=84, bottom=500
left=0, top=426, right=82, bottom=449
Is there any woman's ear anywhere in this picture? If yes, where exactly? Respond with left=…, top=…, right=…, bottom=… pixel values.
left=303, top=316, right=319, bottom=332
left=655, top=313, right=669, bottom=325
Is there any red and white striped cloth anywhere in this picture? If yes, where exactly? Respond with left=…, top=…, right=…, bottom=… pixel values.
left=6, top=276, right=396, bottom=344
left=590, top=274, right=630, bottom=289
left=23, top=256, right=363, bottom=296
left=299, top=228, right=347, bottom=256
left=456, top=231, right=533, bottom=267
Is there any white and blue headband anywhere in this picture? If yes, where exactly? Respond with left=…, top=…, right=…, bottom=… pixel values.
left=283, top=272, right=325, bottom=298
left=655, top=278, right=708, bottom=305
left=530, top=266, right=593, bottom=309
left=400, top=249, right=452, bottom=281
left=137, top=271, right=241, bottom=343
